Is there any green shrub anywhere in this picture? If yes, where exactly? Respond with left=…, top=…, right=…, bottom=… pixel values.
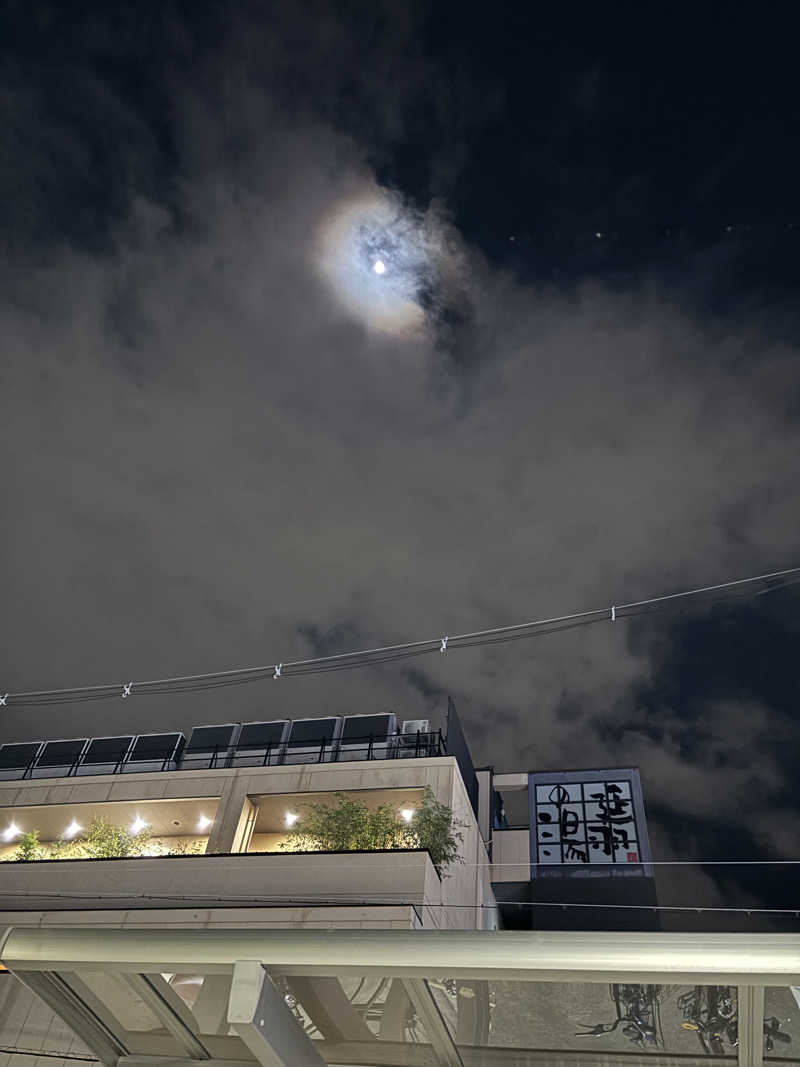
left=14, top=830, right=44, bottom=862
left=280, top=786, right=465, bottom=874
left=82, top=816, right=151, bottom=859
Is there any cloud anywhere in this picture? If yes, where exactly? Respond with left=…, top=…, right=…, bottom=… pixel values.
left=1, top=6, right=799, bottom=911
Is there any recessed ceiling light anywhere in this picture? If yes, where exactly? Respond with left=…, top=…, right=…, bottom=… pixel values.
left=400, top=809, right=415, bottom=823
left=129, top=816, right=148, bottom=836
left=197, top=815, right=213, bottom=832
left=2, top=823, right=21, bottom=842
left=285, top=812, right=299, bottom=827
left=63, top=820, right=82, bottom=839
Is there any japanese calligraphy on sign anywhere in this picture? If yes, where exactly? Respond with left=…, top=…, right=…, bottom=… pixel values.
left=531, top=777, right=641, bottom=866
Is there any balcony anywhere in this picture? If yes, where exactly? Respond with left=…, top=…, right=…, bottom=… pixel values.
left=0, top=848, right=441, bottom=918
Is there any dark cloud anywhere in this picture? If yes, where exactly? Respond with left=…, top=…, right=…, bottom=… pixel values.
left=1, top=1, right=799, bottom=919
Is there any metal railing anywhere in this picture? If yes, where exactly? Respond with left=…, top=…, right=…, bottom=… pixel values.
left=5, top=731, right=447, bottom=780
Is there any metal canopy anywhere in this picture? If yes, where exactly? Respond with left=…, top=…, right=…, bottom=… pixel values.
left=3, top=927, right=799, bottom=984
left=1, top=927, right=798, bottom=1067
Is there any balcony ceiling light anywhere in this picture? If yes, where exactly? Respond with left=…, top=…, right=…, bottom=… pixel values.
left=285, top=812, right=299, bottom=827
left=63, top=820, right=82, bottom=839
left=129, top=816, right=148, bottom=836
left=197, top=814, right=213, bottom=832
left=400, top=808, right=415, bottom=823
left=2, top=822, right=21, bottom=842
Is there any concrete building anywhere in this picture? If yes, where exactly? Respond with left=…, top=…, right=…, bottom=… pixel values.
left=0, top=707, right=494, bottom=933
left=0, top=705, right=798, bottom=1066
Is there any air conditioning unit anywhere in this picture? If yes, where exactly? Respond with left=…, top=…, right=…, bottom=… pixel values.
left=398, top=719, right=432, bottom=758
left=400, top=719, right=429, bottom=738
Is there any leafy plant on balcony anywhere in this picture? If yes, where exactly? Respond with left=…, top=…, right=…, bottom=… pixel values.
left=13, top=830, right=45, bottom=862
left=410, top=787, right=465, bottom=873
left=279, top=786, right=465, bottom=874
left=48, top=835, right=83, bottom=860
left=81, top=816, right=152, bottom=859
left=153, top=838, right=206, bottom=856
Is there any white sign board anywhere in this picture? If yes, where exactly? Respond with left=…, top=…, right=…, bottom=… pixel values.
left=529, top=768, right=652, bottom=876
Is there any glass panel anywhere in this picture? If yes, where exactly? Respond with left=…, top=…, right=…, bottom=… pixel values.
left=335, top=977, right=430, bottom=1044
left=764, top=986, right=798, bottom=1060
left=429, top=980, right=741, bottom=1056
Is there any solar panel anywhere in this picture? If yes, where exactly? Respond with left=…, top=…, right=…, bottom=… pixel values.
left=184, top=725, right=237, bottom=753
left=341, top=714, right=397, bottom=743
left=125, top=738, right=184, bottom=763
left=0, top=742, right=41, bottom=773
left=81, top=736, right=134, bottom=764
left=287, top=717, right=340, bottom=747
left=236, top=721, right=289, bottom=750
left=27, top=739, right=89, bottom=777
left=35, top=739, right=88, bottom=767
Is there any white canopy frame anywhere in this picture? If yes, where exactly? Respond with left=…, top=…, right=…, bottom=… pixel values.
left=2, top=928, right=798, bottom=1067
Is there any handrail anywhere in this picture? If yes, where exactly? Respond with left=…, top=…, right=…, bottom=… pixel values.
left=1, top=732, right=447, bottom=781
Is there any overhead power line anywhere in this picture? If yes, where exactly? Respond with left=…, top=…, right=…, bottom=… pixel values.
left=3, top=566, right=799, bottom=708
left=0, top=889, right=797, bottom=918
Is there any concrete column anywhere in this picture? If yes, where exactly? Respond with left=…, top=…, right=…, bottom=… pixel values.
left=207, top=779, right=254, bottom=854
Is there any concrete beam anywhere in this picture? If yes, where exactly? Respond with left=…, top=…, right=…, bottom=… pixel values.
left=492, top=773, right=528, bottom=791
left=403, top=979, right=463, bottom=1067
left=227, top=960, right=325, bottom=1067
left=738, top=984, right=765, bottom=1067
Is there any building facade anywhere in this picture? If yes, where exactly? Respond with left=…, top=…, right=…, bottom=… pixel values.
left=0, top=706, right=798, bottom=1066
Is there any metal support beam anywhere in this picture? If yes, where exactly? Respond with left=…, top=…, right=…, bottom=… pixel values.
left=12, top=970, right=128, bottom=1067
left=403, top=979, right=463, bottom=1067
left=738, top=984, right=765, bottom=1067
left=123, top=974, right=211, bottom=1060
left=285, top=977, right=375, bottom=1043
left=4, top=927, right=800, bottom=986
left=227, top=960, right=325, bottom=1067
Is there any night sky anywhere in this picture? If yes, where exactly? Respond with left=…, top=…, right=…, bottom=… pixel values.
left=2, top=0, right=800, bottom=924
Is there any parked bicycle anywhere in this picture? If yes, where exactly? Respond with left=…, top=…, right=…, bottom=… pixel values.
left=576, top=983, right=662, bottom=1049
left=679, top=986, right=791, bottom=1054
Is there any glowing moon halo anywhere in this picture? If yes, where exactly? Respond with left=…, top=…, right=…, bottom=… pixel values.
left=316, top=187, right=432, bottom=336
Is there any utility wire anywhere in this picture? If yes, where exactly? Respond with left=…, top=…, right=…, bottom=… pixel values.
left=4, top=566, right=799, bottom=707
left=0, top=889, right=797, bottom=917
left=3, top=857, right=800, bottom=871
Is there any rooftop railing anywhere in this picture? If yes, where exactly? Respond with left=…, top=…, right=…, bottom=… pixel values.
left=4, top=730, right=448, bottom=779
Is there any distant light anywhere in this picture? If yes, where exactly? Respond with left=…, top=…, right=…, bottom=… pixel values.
left=400, top=809, right=415, bottom=823
left=63, top=820, right=82, bottom=840
left=373, top=259, right=386, bottom=275
left=285, top=812, right=299, bottom=827
left=2, top=823, right=20, bottom=842
left=595, top=231, right=603, bottom=239
left=130, top=816, right=148, bottom=836
left=197, top=814, right=213, bottom=832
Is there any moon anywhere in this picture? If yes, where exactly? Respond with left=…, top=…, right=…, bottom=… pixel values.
left=315, top=185, right=438, bottom=336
